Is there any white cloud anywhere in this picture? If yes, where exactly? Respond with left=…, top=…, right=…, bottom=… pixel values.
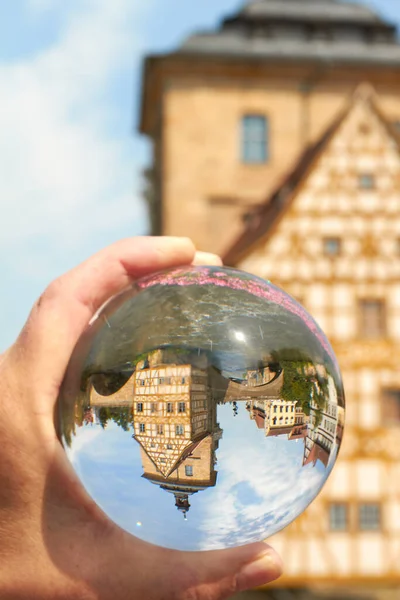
left=0, top=0, right=151, bottom=277
left=65, top=424, right=102, bottom=469
left=199, top=441, right=331, bottom=550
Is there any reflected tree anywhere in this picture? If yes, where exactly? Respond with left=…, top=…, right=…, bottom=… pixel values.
left=271, top=349, right=329, bottom=415
left=98, top=406, right=134, bottom=431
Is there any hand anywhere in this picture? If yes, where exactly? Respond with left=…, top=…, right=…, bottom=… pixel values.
left=0, top=236, right=282, bottom=600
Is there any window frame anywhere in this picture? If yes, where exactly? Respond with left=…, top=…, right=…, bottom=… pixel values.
left=380, top=388, right=400, bottom=427
left=358, top=298, right=386, bottom=339
left=241, top=114, right=269, bottom=165
left=358, top=173, right=376, bottom=190
left=358, top=503, right=381, bottom=532
left=185, top=465, right=193, bottom=477
left=323, top=236, right=342, bottom=257
left=329, top=502, right=349, bottom=532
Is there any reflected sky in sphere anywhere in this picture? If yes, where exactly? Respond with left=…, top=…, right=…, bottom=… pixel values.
left=58, top=266, right=345, bottom=551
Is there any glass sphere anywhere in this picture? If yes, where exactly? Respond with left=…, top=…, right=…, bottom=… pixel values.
left=58, top=266, right=345, bottom=551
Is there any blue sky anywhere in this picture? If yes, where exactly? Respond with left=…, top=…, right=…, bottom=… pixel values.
left=1, top=0, right=399, bottom=351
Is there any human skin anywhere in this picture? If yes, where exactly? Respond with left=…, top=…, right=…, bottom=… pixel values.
left=0, top=236, right=282, bottom=600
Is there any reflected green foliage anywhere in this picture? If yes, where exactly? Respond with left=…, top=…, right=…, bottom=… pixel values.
left=271, top=348, right=329, bottom=415
left=59, top=385, right=88, bottom=448
left=98, top=406, right=134, bottom=431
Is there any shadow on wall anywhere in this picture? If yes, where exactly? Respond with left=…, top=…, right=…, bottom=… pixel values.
left=232, top=590, right=377, bottom=600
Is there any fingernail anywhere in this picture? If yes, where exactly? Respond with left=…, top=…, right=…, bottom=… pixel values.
left=236, top=550, right=283, bottom=592
left=192, top=252, right=223, bottom=266
left=160, top=236, right=194, bottom=247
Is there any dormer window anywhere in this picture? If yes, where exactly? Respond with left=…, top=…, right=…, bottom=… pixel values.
left=323, top=237, right=341, bottom=257
left=359, top=174, right=375, bottom=190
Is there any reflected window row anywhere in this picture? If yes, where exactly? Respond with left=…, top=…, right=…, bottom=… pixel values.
left=138, top=376, right=188, bottom=386
left=271, top=417, right=293, bottom=425
left=136, top=401, right=187, bottom=414
left=273, top=405, right=295, bottom=413
left=138, top=423, right=185, bottom=436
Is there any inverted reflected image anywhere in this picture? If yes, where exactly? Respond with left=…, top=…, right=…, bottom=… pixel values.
left=58, top=266, right=345, bottom=551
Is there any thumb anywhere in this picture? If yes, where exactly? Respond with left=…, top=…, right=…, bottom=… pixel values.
left=162, top=541, right=283, bottom=600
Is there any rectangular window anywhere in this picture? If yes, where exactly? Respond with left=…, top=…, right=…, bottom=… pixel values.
left=359, top=173, right=375, bottom=189
left=139, top=380, right=145, bottom=386
left=176, top=425, right=184, bottom=436
left=151, top=403, right=157, bottom=413
left=359, top=503, right=381, bottom=531
left=167, top=403, right=173, bottom=413
left=358, top=299, right=386, bottom=338
left=381, top=388, right=400, bottom=426
left=139, top=423, right=145, bottom=433
left=323, top=237, right=341, bottom=257
left=157, top=424, right=164, bottom=435
left=241, top=115, right=268, bottom=164
left=159, top=377, right=165, bottom=385
left=178, top=402, right=186, bottom=413
left=136, top=403, right=143, bottom=413
left=185, top=465, right=193, bottom=477
left=167, top=443, right=173, bottom=450
left=329, top=503, right=348, bottom=531
left=181, top=377, right=186, bottom=384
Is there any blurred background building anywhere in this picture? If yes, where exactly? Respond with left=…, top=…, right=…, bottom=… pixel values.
left=139, top=0, right=400, bottom=598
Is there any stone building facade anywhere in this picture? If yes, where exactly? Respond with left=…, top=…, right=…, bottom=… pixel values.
left=139, top=0, right=400, bottom=591
left=140, top=0, right=400, bottom=258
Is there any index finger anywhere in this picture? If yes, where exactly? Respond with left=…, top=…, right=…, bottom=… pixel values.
left=8, top=237, right=198, bottom=399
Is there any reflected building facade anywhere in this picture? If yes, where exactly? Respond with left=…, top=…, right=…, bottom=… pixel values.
left=132, top=350, right=222, bottom=516
left=244, top=368, right=340, bottom=468
left=246, top=398, right=299, bottom=439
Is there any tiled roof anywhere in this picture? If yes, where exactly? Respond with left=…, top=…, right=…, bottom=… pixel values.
left=179, top=35, right=400, bottom=66
left=238, top=1, right=384, bottom=25
left=177, top=0, right=399, bottom=66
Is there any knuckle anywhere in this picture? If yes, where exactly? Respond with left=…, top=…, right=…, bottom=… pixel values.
left=37, top=277, right=64, bottom=308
